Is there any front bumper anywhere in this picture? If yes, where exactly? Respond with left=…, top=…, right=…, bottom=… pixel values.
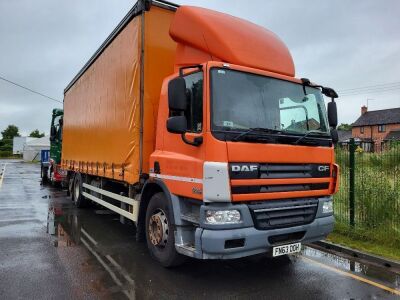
left=198, top=215, right=334, bottom=259
left=173, top=196, right=334, bottom=259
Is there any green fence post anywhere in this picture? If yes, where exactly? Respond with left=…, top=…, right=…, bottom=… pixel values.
left=349, top=138, right=355, bottom=227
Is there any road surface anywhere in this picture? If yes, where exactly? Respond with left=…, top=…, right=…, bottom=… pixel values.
left=0, top=159, right=399, bottom=299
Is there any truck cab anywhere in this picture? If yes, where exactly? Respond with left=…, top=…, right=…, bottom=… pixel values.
left=47, top=108, right=66, bottom=185
left=145, top=5, right=339, bottom=263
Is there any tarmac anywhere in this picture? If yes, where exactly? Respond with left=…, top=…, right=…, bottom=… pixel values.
left=0, top=159, right=399, bottom=299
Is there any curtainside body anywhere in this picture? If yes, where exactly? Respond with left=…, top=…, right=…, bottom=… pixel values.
left=62, top=0, right=339, bottom=267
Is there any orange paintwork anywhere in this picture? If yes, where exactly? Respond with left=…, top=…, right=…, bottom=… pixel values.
left=142, top=6, right=177, bottom=175
left=170, top=6, right=295, bottom=77
left=62, top=3, right=338, bottom=203
left=151, top=60, right=338, bottom=201
left=232, top=190, right=331, bottom=202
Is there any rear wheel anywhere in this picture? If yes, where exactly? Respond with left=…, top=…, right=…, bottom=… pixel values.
left=68, top=174, right=75, bottom=200
left=73, top=173, right=87, bottom=208
left=145, top=192, right=186, bottom=267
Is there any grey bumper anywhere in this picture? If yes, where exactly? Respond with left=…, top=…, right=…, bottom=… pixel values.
left=173, top=196, right=334, bottom=260
left=198, top=215, right=334, bottom=259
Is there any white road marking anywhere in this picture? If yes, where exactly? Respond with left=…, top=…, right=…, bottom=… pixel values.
left=0, top=163, right=7, bottom=189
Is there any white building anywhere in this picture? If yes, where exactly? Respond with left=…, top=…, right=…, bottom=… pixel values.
left=12, top=136, right=36, bottom=155
left=23, top=136, right=50, bottom=161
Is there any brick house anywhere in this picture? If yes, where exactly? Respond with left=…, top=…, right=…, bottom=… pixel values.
left=352, top=106, right=400, bottom=152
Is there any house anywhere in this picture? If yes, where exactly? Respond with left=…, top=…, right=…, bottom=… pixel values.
left=337, top=130, right=352, bottom=147
left=352, top=106, right=400, bottom=152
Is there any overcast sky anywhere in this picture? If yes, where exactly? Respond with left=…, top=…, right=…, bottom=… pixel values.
left=1, top=0, right=399, bottom=135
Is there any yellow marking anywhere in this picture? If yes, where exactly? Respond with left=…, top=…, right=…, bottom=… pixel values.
left=302, top=256, right=400, bottom=296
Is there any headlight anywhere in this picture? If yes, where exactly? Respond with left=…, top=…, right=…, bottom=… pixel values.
left=205, top=210, right=241, bottom=224
left=322, top=200, right=333, bottom=214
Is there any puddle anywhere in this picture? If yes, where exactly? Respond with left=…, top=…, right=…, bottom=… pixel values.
left=302, top=246, right=400, bottom=289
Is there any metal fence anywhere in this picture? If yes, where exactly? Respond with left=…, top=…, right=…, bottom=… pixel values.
left=334, top=139, right=400, bottom=248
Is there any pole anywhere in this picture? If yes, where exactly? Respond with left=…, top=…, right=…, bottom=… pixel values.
left=349, top=138, right=355, bottom=227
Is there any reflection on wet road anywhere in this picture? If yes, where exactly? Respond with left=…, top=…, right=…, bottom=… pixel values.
left=1, top=160, right=399, bottom=299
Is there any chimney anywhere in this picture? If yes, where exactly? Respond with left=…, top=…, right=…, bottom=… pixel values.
left=361, top=105, right=368, bottom=115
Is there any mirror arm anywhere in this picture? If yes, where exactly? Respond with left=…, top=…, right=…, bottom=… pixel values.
left=181, top=133, right=203, bottom=146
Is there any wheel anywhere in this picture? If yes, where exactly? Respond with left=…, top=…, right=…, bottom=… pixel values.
left=145, top=192, right=186, bottom=267
left=68, top=174, right=75, bottom=200
left=73, top=173, right=87, bottom=208
left=41, top=166, right=48, bottom=184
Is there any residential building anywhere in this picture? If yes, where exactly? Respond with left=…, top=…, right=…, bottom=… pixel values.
left=352, top=106, right=400, bottom=151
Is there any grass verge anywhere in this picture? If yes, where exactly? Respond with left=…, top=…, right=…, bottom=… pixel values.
left=327, top=231, right=400, bottom=262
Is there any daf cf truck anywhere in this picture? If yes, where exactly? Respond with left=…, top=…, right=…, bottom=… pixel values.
left=62, top=0, right=340, bottom=267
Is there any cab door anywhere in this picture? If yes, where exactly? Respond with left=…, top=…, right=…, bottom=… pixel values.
left=150, top=70, right=206, bottom=200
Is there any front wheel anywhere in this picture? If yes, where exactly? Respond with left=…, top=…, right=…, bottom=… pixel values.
left=145, top=192, right=186, bottom=267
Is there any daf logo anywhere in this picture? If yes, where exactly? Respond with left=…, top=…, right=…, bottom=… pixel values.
left=318, top=166, right=330, bottom=172
left=232, top=165, right=258, bottom=172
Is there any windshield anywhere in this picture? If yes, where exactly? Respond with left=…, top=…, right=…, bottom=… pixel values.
left=210, top=68, right=329, bottom=136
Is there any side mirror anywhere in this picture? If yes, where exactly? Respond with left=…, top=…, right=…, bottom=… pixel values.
left=330, top=128, right=339, bottom=144
left=327, top=101, right=338, bottom=128
left=322, top=87, right=338, bottom=99
left=168, top=77, right=187, bottom=111
left=167, top=116, right=187, bottom=134
left=50, top=126, right=56, bottom=141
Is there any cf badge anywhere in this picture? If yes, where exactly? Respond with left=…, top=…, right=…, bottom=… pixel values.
left=318, top=165, right=330, bottom=172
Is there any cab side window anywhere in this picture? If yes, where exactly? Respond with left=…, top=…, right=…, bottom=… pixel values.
left=183, top=72, right=203, bottom=132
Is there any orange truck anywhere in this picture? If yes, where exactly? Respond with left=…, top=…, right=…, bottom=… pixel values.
left=62, top=0, right=340, bottom=266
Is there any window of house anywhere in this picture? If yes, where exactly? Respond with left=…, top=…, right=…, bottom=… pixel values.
left=183, top=72, right=203, bottom=132
left=378, top=124, right=386, bottom=132
left=360, top=127, right=364, bottom=133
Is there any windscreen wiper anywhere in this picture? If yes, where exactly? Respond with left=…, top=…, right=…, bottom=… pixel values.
left=294, top=130, right=327, bottom=145
left=232, top=127, right=281, bottom=142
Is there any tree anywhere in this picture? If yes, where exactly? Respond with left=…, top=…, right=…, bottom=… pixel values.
left=1, top=124, right=20, bottom=140
left=337, top=123, right=352, bottom=131
left=29, top=129, right=45, bottom=138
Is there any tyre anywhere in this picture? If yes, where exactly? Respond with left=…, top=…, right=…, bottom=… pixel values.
left=145, top=192, right=186, bottom=267
left=41, top=166, right=48, bottom=184
left=73, top=173, right=87, bottom=208
left=68, top=174, right=75, bottom=200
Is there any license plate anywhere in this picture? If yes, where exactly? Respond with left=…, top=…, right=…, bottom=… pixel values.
left=272, top=242, right=301, bottom=257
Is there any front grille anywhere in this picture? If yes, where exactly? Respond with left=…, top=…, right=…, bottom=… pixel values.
left=248, top=198, right=319, bottom=230
left=231, top=183, right=329, bottom=194
left=230, top=163, right=330, bottom=179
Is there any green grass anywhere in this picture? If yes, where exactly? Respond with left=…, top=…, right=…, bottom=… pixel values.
left=333, top=143, right=400, bottom=254
left=327, top=231, right=400, bottom=262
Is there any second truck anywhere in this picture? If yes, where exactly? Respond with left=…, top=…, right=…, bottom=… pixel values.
left=61, top=0, right=339, bottom=266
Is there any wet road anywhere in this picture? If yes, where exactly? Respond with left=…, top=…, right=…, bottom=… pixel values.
left=0, top=160, right=399, bottom=299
